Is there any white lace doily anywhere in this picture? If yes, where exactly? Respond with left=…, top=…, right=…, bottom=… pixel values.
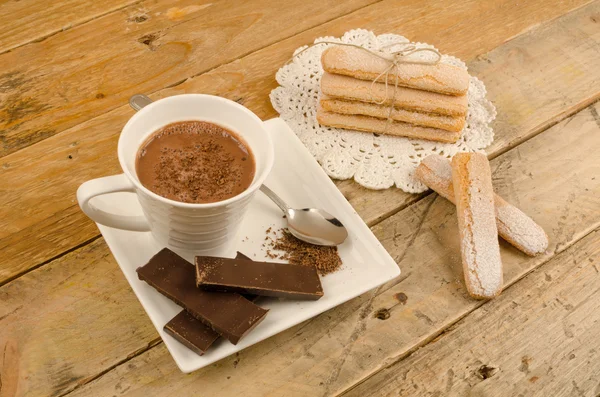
left=270, top=29, right=496, bottom=192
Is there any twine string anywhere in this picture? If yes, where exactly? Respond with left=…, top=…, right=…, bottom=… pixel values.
left=286, top=41, right=442, bottom=132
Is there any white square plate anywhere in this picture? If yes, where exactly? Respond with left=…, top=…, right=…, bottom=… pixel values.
left=94, top=118, right=400, bottom=373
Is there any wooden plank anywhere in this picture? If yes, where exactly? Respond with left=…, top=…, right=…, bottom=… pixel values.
left=1, top=0, right=597, bottom=285
left=0, top=107, right=129, bottom=284
left=343, top=229, right=600, bottom=397
left=0, top=0, right=378, bottom=157
left=0, top=0, right=142, bottom=54
left=0, top=238, right=160, bottom=397
left=8, top=99, right=600, bottom=397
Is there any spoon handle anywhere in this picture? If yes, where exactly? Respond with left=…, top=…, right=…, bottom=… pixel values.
left=129, top=94, right=153, bottom=111
left=259, top=185, right=290, bottom=213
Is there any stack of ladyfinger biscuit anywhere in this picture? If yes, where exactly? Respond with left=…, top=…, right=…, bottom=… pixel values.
left=415, top=153, right=549, bottom=299
left=317, top=45, right=470, bottom=143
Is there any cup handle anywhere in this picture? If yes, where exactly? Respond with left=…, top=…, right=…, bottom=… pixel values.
left=77, top=174, right=150, bottom=231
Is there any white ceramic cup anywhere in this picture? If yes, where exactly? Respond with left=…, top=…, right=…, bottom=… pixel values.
left=77, top=94, right=274, bottom=252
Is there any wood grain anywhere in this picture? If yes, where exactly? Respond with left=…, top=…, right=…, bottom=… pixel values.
left=0, top=0, right=378, bottom=157
left=0, top=0, right=142, bottom=54
left=343, top=229, right=600, bottom=397
left=8, top=100, right=600, bottom=397
left=0, top=238, right=159, bottom=397
left=1, top=0, right=597, bottom=285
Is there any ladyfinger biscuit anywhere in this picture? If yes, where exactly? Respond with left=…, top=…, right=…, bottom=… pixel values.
left=415, top=155, right=548, bottom=256
left=320, top=73, right=467, bottom=116
left=320, top=95, right=465, bottom=132
left=321, top=46, right=470, bottom=95
left=451, top=153, right=503, bottom=299
left=316, top=107, right=461, bottom=143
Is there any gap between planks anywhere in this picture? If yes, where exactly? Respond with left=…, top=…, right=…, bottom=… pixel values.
left=336, top=223, right=600, bottom=397
left=0, top=234, right=102, bottom=289
left=153, top=0, right=387, bottom=92
left=0, top=0, right=145, bottom=56
left=340, top=229, right=600, bottom=396
left=56, top=337, right=162, bottom=397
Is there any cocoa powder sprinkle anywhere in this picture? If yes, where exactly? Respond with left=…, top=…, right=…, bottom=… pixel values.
left=265, top=228, right=342, bottom=276
left=136, top=121, right=255, bottom=204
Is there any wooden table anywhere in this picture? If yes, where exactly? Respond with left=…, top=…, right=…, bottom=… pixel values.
left=1, top=1, right=600, bottom=395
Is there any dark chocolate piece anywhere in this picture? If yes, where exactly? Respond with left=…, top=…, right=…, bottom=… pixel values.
left=137, top=249, right=268, bottom=344
left=162, top=252, right=258, bottom=355
left=196, top=256, right=324, bottom=300
left=164, top=311, right=218, bottom=355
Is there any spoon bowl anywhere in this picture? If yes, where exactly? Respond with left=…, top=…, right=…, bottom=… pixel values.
left=260, top=185, right=348, bottom=246
left=286, top=208, right=348, bottom=246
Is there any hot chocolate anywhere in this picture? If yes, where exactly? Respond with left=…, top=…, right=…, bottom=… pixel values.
left=136, top=121, right=255, bottom=204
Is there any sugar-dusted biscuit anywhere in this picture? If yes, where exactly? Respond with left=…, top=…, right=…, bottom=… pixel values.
left=320, top=95, right=465, bottom=132
left=451, top=153, right=503, bottom=299
left=320, top=73, right=467, bottom=116
left=316, top=107, right=461, bottom=143
left=416, top=155, right=549, bottom=256
left=321, top=46, right=469, bottom=95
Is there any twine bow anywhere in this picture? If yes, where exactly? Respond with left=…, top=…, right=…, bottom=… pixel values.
left=287, top=41, right=442, bottom=131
